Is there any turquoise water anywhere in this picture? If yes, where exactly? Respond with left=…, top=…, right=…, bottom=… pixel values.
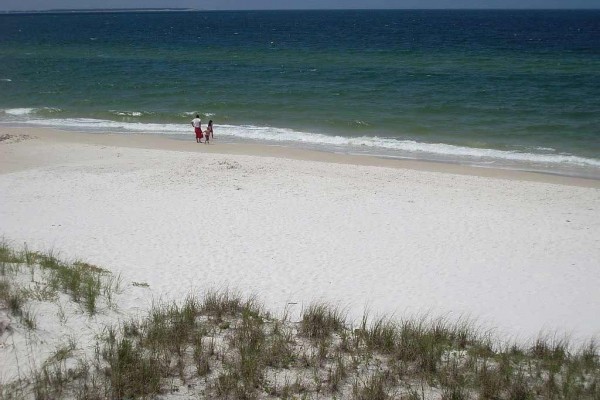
left=1, top=10, right=599, bottom=176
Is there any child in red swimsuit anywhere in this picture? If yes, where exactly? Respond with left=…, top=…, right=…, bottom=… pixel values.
left=195, top=127, right=203, bottom=142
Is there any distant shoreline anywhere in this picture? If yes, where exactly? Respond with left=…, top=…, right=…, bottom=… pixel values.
left=2, top=8, right=599, bottom=14
left=0, top=8, right=199, bottom=14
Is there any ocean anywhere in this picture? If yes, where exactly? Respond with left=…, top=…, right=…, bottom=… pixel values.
left=1, top=10, right=599, bottom=177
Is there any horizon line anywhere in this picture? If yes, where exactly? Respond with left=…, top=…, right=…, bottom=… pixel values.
left=2, top=7, right=599, bottom=13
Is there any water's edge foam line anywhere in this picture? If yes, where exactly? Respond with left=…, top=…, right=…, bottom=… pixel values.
left=2, top=109, right=599, bottom=173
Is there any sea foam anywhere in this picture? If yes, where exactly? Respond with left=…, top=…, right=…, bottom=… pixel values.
left=2, top=107, right=62, bottom=116
left=3, top=108, right=37, bottom=116
left=110, top=110, right=144, bottom=117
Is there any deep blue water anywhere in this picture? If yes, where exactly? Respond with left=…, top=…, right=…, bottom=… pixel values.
left=1, top=10, right=599, bottom=175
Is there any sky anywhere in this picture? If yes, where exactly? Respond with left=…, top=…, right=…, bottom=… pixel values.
left=1, top=0, right=599, bottom=11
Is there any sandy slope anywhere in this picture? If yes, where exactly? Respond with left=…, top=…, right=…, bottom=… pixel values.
left=1, top=127, right=599, bottom=343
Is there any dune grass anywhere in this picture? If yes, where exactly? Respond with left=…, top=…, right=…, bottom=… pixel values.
left=1, top=240, right=599, bottom=399
left=0, top=240, right=121, bottom=316
left=90, top=297, right=599, bottom=399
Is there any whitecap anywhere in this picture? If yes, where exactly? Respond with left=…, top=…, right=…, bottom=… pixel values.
left=42, top=107, right=62, bottom=113
left=110, top=110, right=143, bottom=117
left=3, top=108, right=36, bottom=116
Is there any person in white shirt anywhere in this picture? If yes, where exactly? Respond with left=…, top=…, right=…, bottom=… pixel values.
left=191, top=114, right=203, bottom=143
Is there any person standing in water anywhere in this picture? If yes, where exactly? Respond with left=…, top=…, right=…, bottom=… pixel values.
left=204, top=120, right=214, bottom=144
left=191, top=114, right=203, bottom=143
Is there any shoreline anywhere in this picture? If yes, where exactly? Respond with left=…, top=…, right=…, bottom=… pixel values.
left=1, top=125, right=599, bottom=188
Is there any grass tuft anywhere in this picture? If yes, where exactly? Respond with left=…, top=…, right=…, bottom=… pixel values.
left=0, top=239, right=24, bottom=264
left=200, top=288, right=247, bottom=320
left=30, top=250, right=111, bottom=314
left=299, top=302, right=346, bottom=340
left=358, top=314, right=398, bottom=354
left=103, top=337, right=162, bottom=399
left=352, top=372, right=393, bottom=400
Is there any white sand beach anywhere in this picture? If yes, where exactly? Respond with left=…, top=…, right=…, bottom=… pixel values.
left=1, top=126, right=599, bottom=346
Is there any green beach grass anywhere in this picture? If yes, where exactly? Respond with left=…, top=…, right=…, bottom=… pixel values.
left=0, top=240, right=598, bottom=399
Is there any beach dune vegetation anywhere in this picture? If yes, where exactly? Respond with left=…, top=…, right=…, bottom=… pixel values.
left=0, top=240, right=599, bottom=399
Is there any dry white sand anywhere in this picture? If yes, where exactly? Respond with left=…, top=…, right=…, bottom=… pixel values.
left=1, top=126, right=599, bottom=345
